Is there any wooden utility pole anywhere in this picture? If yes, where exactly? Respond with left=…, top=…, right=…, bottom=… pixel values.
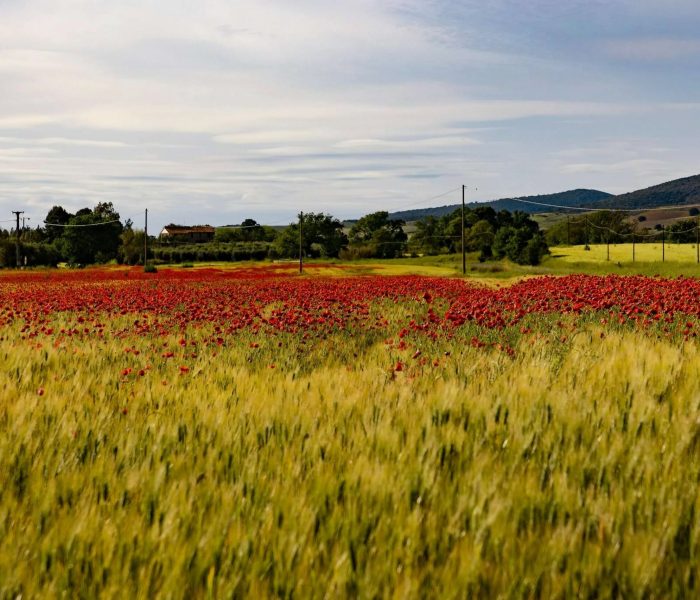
left=567, top=215, right=571, bottom=245
left=144, top=208, right=148, bottom=267
left=662, top=226, right=665, bottom=262
left=461, top=185, right=466, bottom=275
left=697, top=216, right=699, bottom=264
left=299, top=212, right=303, bottom=274
left=632, top=232, right=635, bottom=263
left=12, top=211, right=23, bottom=268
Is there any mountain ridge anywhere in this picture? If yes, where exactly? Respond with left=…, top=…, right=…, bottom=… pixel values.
left=388, top=189, right=612, bottom=221
left=387, top=174, right=700, bottom=221
left=595, top=174, right=700, bottom=210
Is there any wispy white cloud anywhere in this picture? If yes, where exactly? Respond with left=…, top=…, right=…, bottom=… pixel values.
left=0, top=0, right=699, bottom=227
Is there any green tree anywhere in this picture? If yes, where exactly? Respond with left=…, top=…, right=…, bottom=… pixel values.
left=493, top=227, right=548, bottom=265
left=215, top=219, right=271, bottom=243
left=44, top=206, right=73, bottom=243
left=667, top=219, right=698, bottom=243
left=275, top=213, right=347, bottom=259
left=545, top=211, right=634, bottom=246
left=467, top=220, right=495, bottom=252
left=119, top=221, right=147, bottom=265
left=349, top=211, right=407, bottom=258
left=410, top=216, right=445, bottom=255
left=62, top=202, right=123, bottom=264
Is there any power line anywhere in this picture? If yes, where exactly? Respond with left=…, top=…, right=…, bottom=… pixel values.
left=406, top=187, right=461, bottom=209
left=379, top=187, right=461, bottom=215
left=585, top=219, right=700, bottom=238
left=43, top=218, right=123, bottom=228
left=510, top=196, right=700, bottom=214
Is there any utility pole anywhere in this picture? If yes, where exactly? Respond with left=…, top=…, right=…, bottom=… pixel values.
left=662, top=225, right=665, bottom=262
left=12, top=211, right=23, bottom=269
left=584, top=216, right=589, bottom=250
left=461, top=185, right=466, bottom=275
left=606, top=234, right=610, bottom=262
left=144, top=208, right=148, bottom=267
left=299, top=212, right=303, bottom=274
left=567, top=215, right=570, bottom=246
left=632, top=232, right=635, bottom=263
left=696, top=216, right=699, bottom=264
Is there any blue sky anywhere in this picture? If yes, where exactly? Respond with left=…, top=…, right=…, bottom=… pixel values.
left=1, top=0, right=699, bottom=230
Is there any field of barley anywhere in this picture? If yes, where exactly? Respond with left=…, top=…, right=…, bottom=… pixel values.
left=1, top=264, right=699, bottom=598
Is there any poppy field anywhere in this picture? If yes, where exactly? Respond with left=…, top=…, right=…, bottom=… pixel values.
left=2, top=265, right=700, bottom=597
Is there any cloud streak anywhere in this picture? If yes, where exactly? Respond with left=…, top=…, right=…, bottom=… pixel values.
left=0, top=0, right=699, bottom=228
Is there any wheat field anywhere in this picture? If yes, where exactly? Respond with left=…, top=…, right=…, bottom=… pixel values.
left=1, top=269, right=699, bottom=598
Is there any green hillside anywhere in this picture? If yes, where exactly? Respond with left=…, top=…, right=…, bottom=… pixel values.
left=389, top=189, right=612, bottom=221
left=597, top=174, right=700, bottom=210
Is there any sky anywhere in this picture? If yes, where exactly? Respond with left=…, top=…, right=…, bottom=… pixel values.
left=1, top=0, right=700, bottom=231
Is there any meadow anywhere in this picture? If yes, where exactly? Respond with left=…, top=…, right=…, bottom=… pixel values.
left=387, top=244, right=700, bottom=279
left=1, top=264, right=700, bottom=598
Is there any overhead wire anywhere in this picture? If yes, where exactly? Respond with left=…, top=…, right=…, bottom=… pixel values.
left=510, top=196, right=700, bottom=214
left=44, top=219, right=123, bottom=228
left=42, top=211, right=143, bottom=228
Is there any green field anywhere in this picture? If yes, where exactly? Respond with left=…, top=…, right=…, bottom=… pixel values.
left=138, top=242, right=700, bottom=281
left=387, top=244, right=700, bottom=279
left=3, top=265, right=700, bottom=597
left=551, top=243, right=700, bottom=265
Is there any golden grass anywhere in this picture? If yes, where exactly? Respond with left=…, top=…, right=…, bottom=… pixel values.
left=1, top=312, right=699, bottom=597
left=552, top=243, right=700, bottom=265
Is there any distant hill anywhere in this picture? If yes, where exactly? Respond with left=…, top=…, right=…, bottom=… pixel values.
left=388, top=189, right=612, bottom=221
left=597, top=174, right=700, bottom=210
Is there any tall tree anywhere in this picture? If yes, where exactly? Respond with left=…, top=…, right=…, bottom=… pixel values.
left=62, top=202, right=123, bottom=264
left=44, top=206, right=73, bottom=243
left=275, top=213, right=347, bottom=258
left=349, top=211, right=407, bottom=258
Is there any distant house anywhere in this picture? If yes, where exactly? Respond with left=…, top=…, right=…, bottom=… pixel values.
left=159, top=224, right=215, bottom=243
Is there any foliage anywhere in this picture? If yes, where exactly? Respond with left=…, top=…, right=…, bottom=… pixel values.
left=214, top=219, right=277, bottom=243
left=275, top=213, right=348, bottom=259
left=119, top=221, right=147, bottom=265
left=545, top=211, right=634, bottom=246
left=667, top=218, right=699, bottom=243
left=411, top=208, right=547, bottom=265
left=44, top=206, right=73, bottom=243
left=409, top=216, right=445, bottom=255
left=56, top=202, right=123, bottom=264
left=492, top=226, right=548, bottom=265
left=348, top=211, right=407, bottom=258
left=151, top=242, right=271, bottom=263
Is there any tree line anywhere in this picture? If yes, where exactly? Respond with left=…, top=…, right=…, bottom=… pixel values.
left=0, top=203, right=124, bottom=267
left=545, top=208, right=700, bottom=246
left=0, top=203, right=550, bottom=267
left=407, top=206, right=548, bottom=265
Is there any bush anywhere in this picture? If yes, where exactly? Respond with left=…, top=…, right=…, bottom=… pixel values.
left=339, top=245, right=377, bottom=260
left=150, top=242, right=272, bottom=263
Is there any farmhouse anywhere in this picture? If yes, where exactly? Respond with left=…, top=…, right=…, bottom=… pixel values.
left=159, top=224, right=215, bottom=243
